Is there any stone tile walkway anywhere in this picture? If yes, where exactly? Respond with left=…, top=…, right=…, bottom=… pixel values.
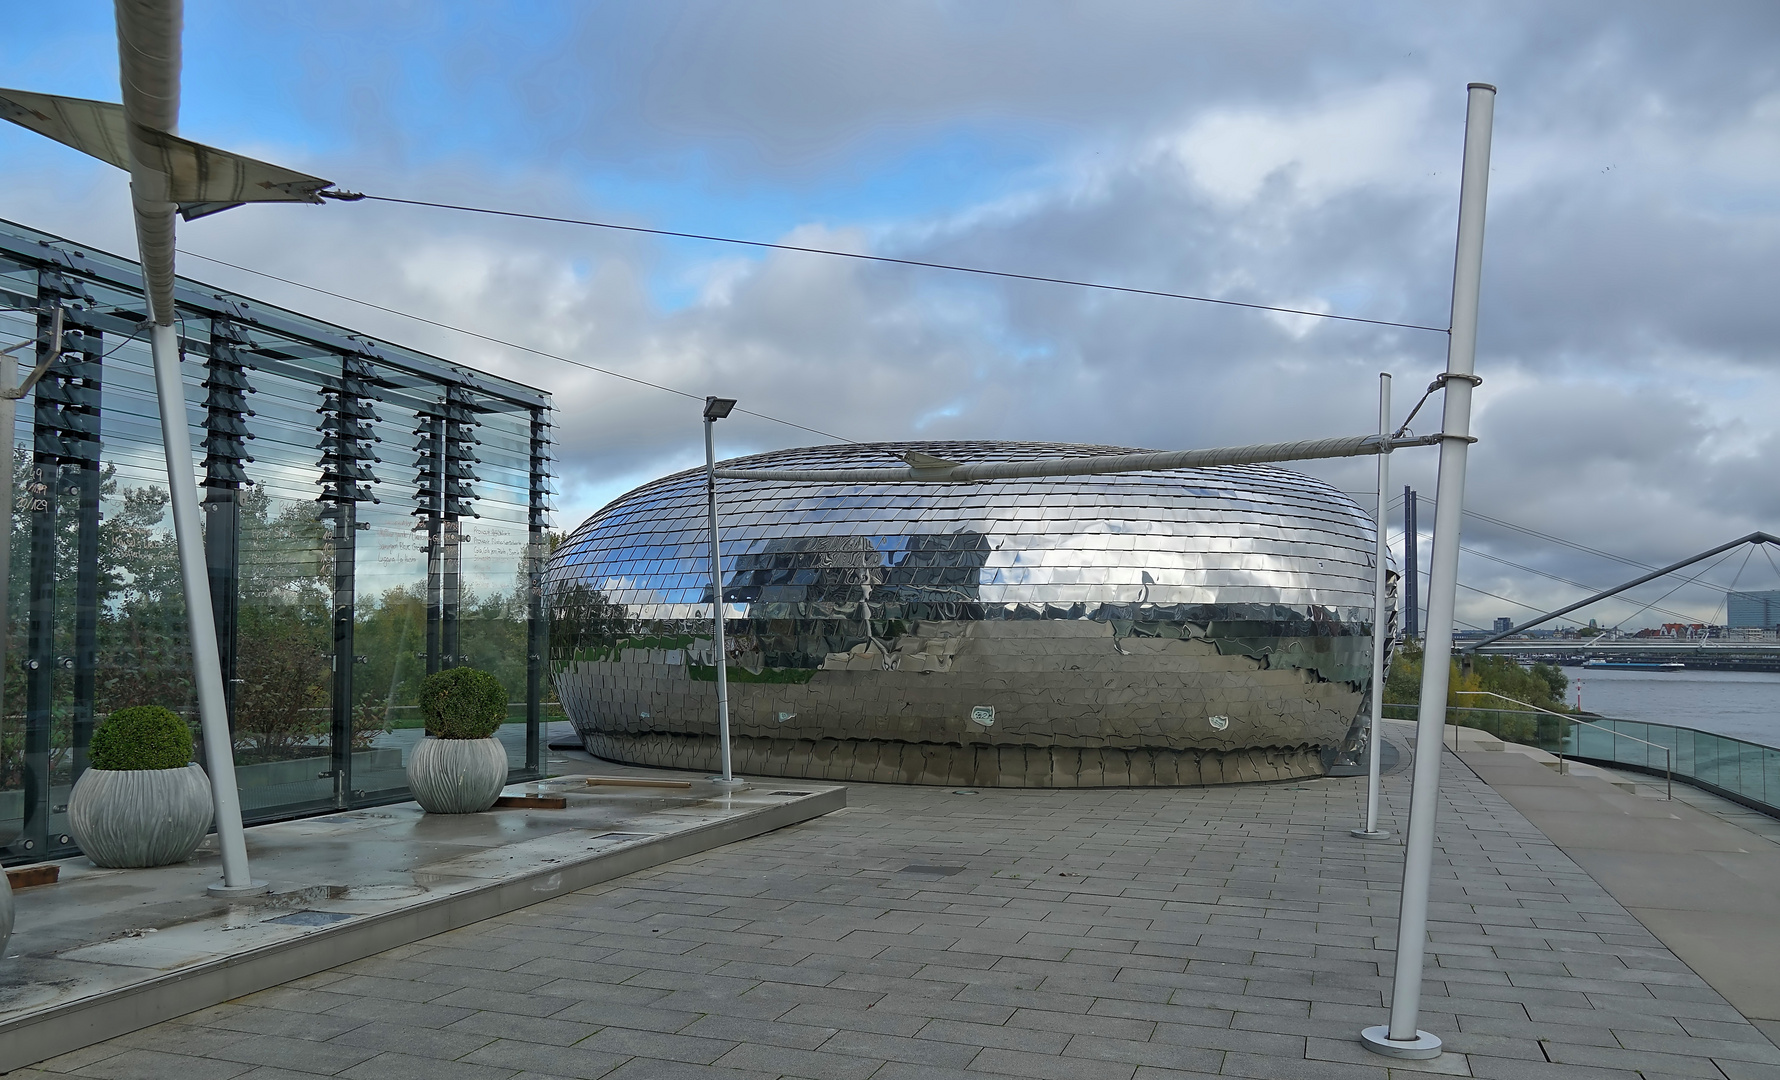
left=14, top=743, right=1780, bottom=1080
left=1461, top=749, right=1780, bottom=1044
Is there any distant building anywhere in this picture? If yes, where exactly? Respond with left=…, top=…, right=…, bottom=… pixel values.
left=1493, top=617, right=1514, bottom=633
left=1727, top=589, right=1780, bottom=630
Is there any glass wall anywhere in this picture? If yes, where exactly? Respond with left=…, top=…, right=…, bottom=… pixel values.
left=458, top=405, right=540, bottom=770
left=1384, top=701, right=1780, bottom=818
left=0, top=258, right=38, bottom=851
left=352, top=375, right=438, bottom=802
left=227, top=345, right=340, bottom=819
left=0, top=218, right=552, bottom=864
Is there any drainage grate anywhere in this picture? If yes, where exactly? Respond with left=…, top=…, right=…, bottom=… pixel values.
left=766, top=790, right=812, bottom=797
left=266, top=910, right=352, bottom=927
left=900, top=864, right=966, bottom=876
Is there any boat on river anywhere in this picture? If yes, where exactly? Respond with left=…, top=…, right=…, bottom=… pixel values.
left=1582, top=659, right=1685, bottom=671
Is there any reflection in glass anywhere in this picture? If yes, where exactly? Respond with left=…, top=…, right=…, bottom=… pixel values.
left=0, top=217, right=552, bottom=863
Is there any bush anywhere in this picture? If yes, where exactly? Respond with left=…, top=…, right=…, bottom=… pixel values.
left=89, top=706, right=194, bottom=770
left=419, top=667, right=507, bottom=739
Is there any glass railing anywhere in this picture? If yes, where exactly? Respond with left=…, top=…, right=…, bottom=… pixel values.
left=1381, top=701, right=1780, bottom=817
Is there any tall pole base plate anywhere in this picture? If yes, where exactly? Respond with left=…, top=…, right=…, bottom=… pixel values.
left=707, top=777, right=747, bottom=788
left=207, top=880, right=270, bottom=898
left=1360, top=1026, right=1442, bottom=1060
left=1351, top=828, right=1391, bottom=839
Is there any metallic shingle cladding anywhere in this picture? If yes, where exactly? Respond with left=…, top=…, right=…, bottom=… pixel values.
left=546, top=441, right=1383, bottom=787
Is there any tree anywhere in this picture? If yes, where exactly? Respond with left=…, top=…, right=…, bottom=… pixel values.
left=3, top=452, right=197, bottom=784
left=231, top=489, right=331, bottom=760
left=95, top=478, right=194, bottom=715
left=353, top=583, right=425, bottom=728
left=1385, top=640, right=1571, bottom=744
left=547, top=580, right=630, bottom=663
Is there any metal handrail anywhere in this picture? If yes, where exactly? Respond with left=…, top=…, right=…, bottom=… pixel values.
left=1452, top=690, right=1671, bottom=799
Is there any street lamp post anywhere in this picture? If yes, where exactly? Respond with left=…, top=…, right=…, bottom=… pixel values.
left=703, top=396, right=742, bottom=787
left=1353, top=371, right=1392, bottom=841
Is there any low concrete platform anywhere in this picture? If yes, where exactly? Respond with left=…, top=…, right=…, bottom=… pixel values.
left=0, top=770, right=843, bottom=1073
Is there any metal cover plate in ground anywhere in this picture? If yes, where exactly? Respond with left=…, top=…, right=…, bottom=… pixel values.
left=265, top=911, right=352, bottom=927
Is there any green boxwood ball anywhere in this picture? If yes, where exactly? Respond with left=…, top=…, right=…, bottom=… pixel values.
left=89, top=706, right=194, bottom=771
left=418, top=667, right=508, bottom=739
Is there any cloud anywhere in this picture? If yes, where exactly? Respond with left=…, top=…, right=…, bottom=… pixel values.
left=1162, top=82, right=1440, bottom=208
left=3, top=1, right=1778, bottom=629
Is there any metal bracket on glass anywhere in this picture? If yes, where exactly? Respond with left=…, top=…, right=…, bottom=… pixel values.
left=0, top=305, right=63, bottom=398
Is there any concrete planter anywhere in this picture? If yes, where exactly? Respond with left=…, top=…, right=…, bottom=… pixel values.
left=405, top=736, right=508, bottom=814
left=67, top=764, right=214, bottom=868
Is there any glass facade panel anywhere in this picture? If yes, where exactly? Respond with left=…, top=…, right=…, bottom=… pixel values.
left=1741, top=743, right=1764, bottom=802
left=459, top=406, right=537, bottom=771
left=1387, top=701, right=1779, bottom=817
left=0, top=217, right=551, bottom=864
left=350, top=384, right=432, bottom=802
left=1699, top=733, right=1729, bottom=789
left=0, top=276, right=38, bottom=851
left=231, top=353, right=339, bottom=819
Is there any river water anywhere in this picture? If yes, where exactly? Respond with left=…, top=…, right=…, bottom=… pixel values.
left=1568, top=667, right=1780, bottom=748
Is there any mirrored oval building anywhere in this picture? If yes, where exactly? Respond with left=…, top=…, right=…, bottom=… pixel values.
left=546, top=441, right=1383, bottom=787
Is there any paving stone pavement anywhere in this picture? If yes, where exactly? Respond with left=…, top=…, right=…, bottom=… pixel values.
left=15, top=746, right=1780, bottom=1080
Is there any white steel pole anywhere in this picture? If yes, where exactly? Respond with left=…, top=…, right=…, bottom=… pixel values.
left=149, top=322, right=259, bottom=894
left=704, top=413, right=737, bottom=785
left=116, top=0, right=261, bottom=896
left=1362, top=82, right=1494, bottom=1061
left=1353, top=372, right=1392, bottom=840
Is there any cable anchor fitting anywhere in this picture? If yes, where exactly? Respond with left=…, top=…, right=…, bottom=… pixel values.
left=1429, top=372, right=1482, bottom=390
left=1392, top=372, right=1484, bottom=439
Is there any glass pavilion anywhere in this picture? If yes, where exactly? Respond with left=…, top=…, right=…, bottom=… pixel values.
left=0, top=217, right=553, bottom=863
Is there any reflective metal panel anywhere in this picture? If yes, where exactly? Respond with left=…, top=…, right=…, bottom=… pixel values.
left=546, top=442, right=1385, bottom=787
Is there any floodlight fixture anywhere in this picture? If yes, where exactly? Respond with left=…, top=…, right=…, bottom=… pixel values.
left=704, top=396, right=738, bottom=422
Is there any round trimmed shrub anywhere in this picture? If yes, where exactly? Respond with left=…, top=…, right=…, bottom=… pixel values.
left=419, top=667, right=508, bottom=739
left=89, top=707, right=194, bottom=771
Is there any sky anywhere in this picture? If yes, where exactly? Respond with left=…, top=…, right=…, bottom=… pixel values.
left=2, top=0, right=1778, bottom=632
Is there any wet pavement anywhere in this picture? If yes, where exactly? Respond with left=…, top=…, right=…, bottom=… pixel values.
left=0, top=764, right=841, bottom=1072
